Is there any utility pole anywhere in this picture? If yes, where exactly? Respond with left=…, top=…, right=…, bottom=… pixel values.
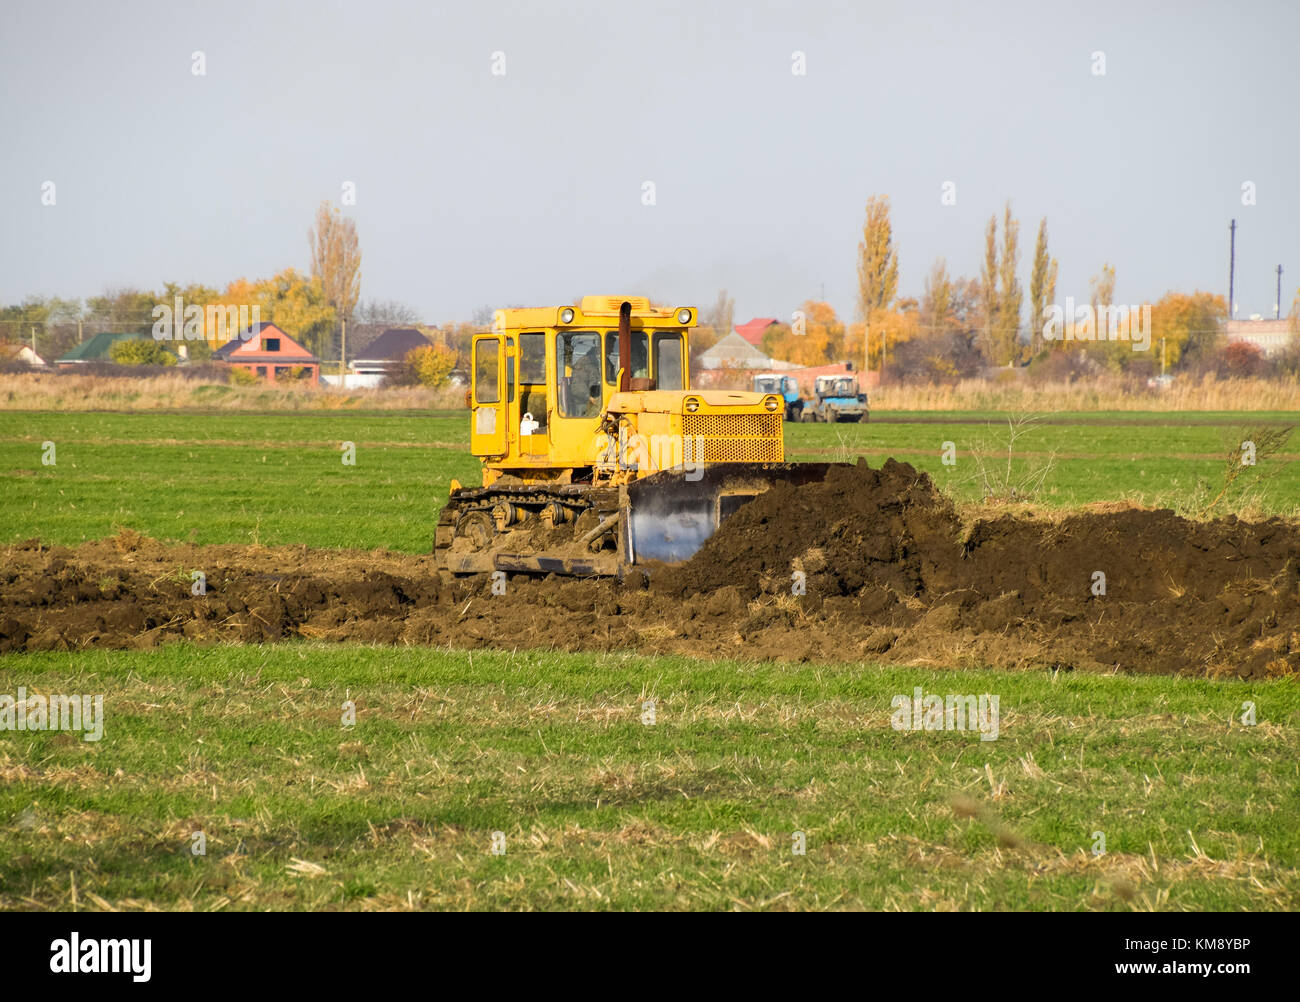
left=78, top=318, right=83, bottom=344
left=1228, top=219, right=1237, bottom=318
left=1277, top=265, right=1284, bottom=320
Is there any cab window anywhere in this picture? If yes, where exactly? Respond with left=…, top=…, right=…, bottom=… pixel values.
left=556, top=331, right=602, bottom=418
left=474, top=338, right=499, bottom=404
left=604, top=331, right=649, bottom=385
left=653, top=332, right=684, bottom=390
left=519, top=333, right=546, bottom=383
left=518, top=332, right=547, bottom=430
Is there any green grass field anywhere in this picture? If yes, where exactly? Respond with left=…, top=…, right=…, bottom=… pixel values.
left=2, top=647, right=1295, bottom=911
left=1, top=408, right=1297, bottom=910
left=0, top=409, right=1295, bottom=551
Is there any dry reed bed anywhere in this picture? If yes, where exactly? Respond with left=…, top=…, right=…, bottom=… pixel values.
left=0, top=373, right=464, bottom=411
left=867, top=374, right=1300, bottom=412
left=1, top=371, right=1298, bottom=412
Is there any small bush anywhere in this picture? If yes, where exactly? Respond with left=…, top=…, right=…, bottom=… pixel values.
left=1216, top=341, right=1265, bottom=379
left=109, top=340, right=178, bottom=366
left=391, top=345, right=457, bottom=388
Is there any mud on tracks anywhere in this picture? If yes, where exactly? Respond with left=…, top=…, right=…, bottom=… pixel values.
left=2, top=459, right=1297, bottom=679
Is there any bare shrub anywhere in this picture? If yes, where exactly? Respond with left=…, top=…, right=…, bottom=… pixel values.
left=1196, top=425, right=1294, bottom=518
left=962, top=412, right=1058, bottom=503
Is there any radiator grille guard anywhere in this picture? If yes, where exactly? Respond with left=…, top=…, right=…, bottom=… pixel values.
left=682, top=412, right=783, bottom=464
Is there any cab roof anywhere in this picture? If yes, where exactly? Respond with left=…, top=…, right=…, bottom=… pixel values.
left=494, top=297, right=696, bottom=330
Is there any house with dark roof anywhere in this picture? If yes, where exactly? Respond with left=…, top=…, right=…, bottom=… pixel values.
left=213, top=322, right=319, bottom=382
left=55, top=332, right=148, bottom=369
left=351, top=328, right=432, bottom=376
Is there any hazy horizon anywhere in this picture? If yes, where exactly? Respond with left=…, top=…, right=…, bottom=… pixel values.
left=2, top=0, right=1296, bottom=326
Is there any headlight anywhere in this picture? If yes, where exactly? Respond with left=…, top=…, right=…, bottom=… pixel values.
left=676, top=308, right=691, bottom=324
left=560, top=307, right=575, bottom=324
left=764, top=396, right=780, bottom=412
left=684, top=397, right=701, bottom=413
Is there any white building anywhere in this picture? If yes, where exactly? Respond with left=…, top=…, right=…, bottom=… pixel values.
left=696, top=332, right=797, bottom=371
left=1225, top=318, right=1293, bottom=358
left=0, top=343, right=47, bottom=367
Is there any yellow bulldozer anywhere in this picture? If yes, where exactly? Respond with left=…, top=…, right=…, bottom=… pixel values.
left=435, top=296, right=835, bottom=577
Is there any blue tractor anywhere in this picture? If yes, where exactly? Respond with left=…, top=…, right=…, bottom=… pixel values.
left=802, top=374, right=869, bottom=423
left=752, top=373, right=804, bottom=422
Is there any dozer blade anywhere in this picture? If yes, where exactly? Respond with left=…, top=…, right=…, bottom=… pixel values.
left=441, top=551, right=619, bottom=577
left=624, top=462, right=838, bottom=566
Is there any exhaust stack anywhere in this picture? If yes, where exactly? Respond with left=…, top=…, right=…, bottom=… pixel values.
left=618, top=301, right=631, bottom=392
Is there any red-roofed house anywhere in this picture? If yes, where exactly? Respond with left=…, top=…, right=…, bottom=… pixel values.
left=734, top=317, right=780, bottom=347
left=213, top=322, right=320, bottom=382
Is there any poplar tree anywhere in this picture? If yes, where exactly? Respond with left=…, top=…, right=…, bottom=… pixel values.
left=309, top=201, right=362, bottom=328
left=997, top=202, right=1023, bottom=364
left=921, top=258, right=954, bottom=332
left=856, top=196, right=899, bottom=320
left=979, top=215, right=999, bottom=360
left=1028, top=218, right=1056, bottom=356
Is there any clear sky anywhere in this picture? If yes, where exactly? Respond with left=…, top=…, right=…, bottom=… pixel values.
left=2, top=0, right=1296, bottom=325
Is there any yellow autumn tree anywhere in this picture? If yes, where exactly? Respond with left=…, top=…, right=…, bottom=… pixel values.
left=402, top=344, right=458, bottom=387
left=221, top=269, right=337, bottom=356
left=761, top=300, right=846, bottom=366
left=856, top=197, right=899, bottom=323
left=865, top=304, right=921, bottom=370
left=1149, top=291, right=1227, bottom=370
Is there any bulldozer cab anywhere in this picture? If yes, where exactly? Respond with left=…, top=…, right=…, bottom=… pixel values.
left=469, top=298, right=695, bottom=479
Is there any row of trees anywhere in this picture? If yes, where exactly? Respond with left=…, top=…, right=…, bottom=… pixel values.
left=0, top=201, right=363, bottom=365
left=746, top=195, right=1299, bottom=383
left=5, top=193, right=1296, bottom=386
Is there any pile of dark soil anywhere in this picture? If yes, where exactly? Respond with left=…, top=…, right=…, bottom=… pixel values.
left=657, top=458, right=960, bottom=601
left=2, top=459, right=1297, bottom=679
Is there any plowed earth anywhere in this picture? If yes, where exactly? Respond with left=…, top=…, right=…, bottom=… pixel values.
left=3, top=460, right=1297, bottom=679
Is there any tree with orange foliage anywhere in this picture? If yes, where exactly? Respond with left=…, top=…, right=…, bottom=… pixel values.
left=761, top=300, right=846, bottom=366
left=221, top=269, right=337, bottom=356
left=856, top=198, right=898, bottom=321
left=865, top=304, right=920, bottom=371
left=1149, top=291, right=1227, bottom=371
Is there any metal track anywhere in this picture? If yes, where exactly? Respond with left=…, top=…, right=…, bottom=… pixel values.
left=434, top=482, right=622, bottom=576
